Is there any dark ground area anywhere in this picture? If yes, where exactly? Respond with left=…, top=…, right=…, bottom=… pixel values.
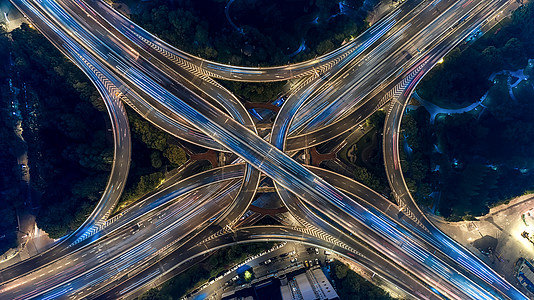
left=0, top=24, right=22, bottom=253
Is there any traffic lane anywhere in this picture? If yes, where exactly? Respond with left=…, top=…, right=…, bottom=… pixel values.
left=99, top=226, right=440, bottom=300
left=286, top=0, right=467, bottom=135
left=1, top=179, right=241, bottom=299
left=271, top=0, right=434, bottom=149
left=287, top=0, right=481, bottom=140
left=79, top=0, right=417, bottom=82
left=213, top=162, right=261, bottom=228
left=275, top=182, right=478, bottom=300
left=61, top=0, right=258, bottom=134
left=308, top=166, right=405, bottom=221
left=68, top=58, right=132, bottom=246
left=285, top=89, right=379, bottom=150
left=84, top=166, right=247, bottom=248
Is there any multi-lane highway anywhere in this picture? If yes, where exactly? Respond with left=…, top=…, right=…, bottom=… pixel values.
left=0, top=0, right=528, bottom=299
left=78, top=0, right=390, bottom=83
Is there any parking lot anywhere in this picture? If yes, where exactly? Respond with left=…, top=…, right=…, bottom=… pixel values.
left=429, top=194, right=534, bottom=296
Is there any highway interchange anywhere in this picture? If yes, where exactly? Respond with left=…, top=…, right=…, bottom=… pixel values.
left=0, top=0, right=529, bottom=299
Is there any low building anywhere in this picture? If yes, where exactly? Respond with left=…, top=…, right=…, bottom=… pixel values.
left=310, top=267, right=338, bottom=300
left=516, top=258, right=534, bottom=293
left=295, top=273, right=316, bottom=299
left=280, top=267, right=339, bottom=300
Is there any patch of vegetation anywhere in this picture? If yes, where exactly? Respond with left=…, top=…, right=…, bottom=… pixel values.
left=115, top=110, right=188, bottom=211
left=404, top=89, right=534, bottom=219
left=399, top=108, right=437, bottom=208
left=131, top=0, right=372, bottom=67
left=330, top=260, right=392, bottom=299
left=7, top=24, right=113, bottom=238
left=0, top=24, right=22, bottom=253
left=340, top=110, right=389, bottom=194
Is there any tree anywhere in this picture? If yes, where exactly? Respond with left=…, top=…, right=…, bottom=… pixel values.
left=481, top=46, right=503, bottom=70
left=316, top=40, right=334, bottom=55
left=130, top=116, right=167, bottom=151
left=163, top=144, right=187, bottom=166
left=201, top=46, right=218, bottom=59
left=335, top=263, right=349, bottom=279
left=353, top=165, right=381, bottom=191
left=331, top=260, right=391, bottom=299
left=150, top=151, right=163, bottom=169
left=367, top=110, right=386, bottom=127
left=502, top=38, right=525, bottom=67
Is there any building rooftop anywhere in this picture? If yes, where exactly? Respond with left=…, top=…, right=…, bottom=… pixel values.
left=517, top=258, right=534, bottom=293
left=280, top=267, right=339, bottom=300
